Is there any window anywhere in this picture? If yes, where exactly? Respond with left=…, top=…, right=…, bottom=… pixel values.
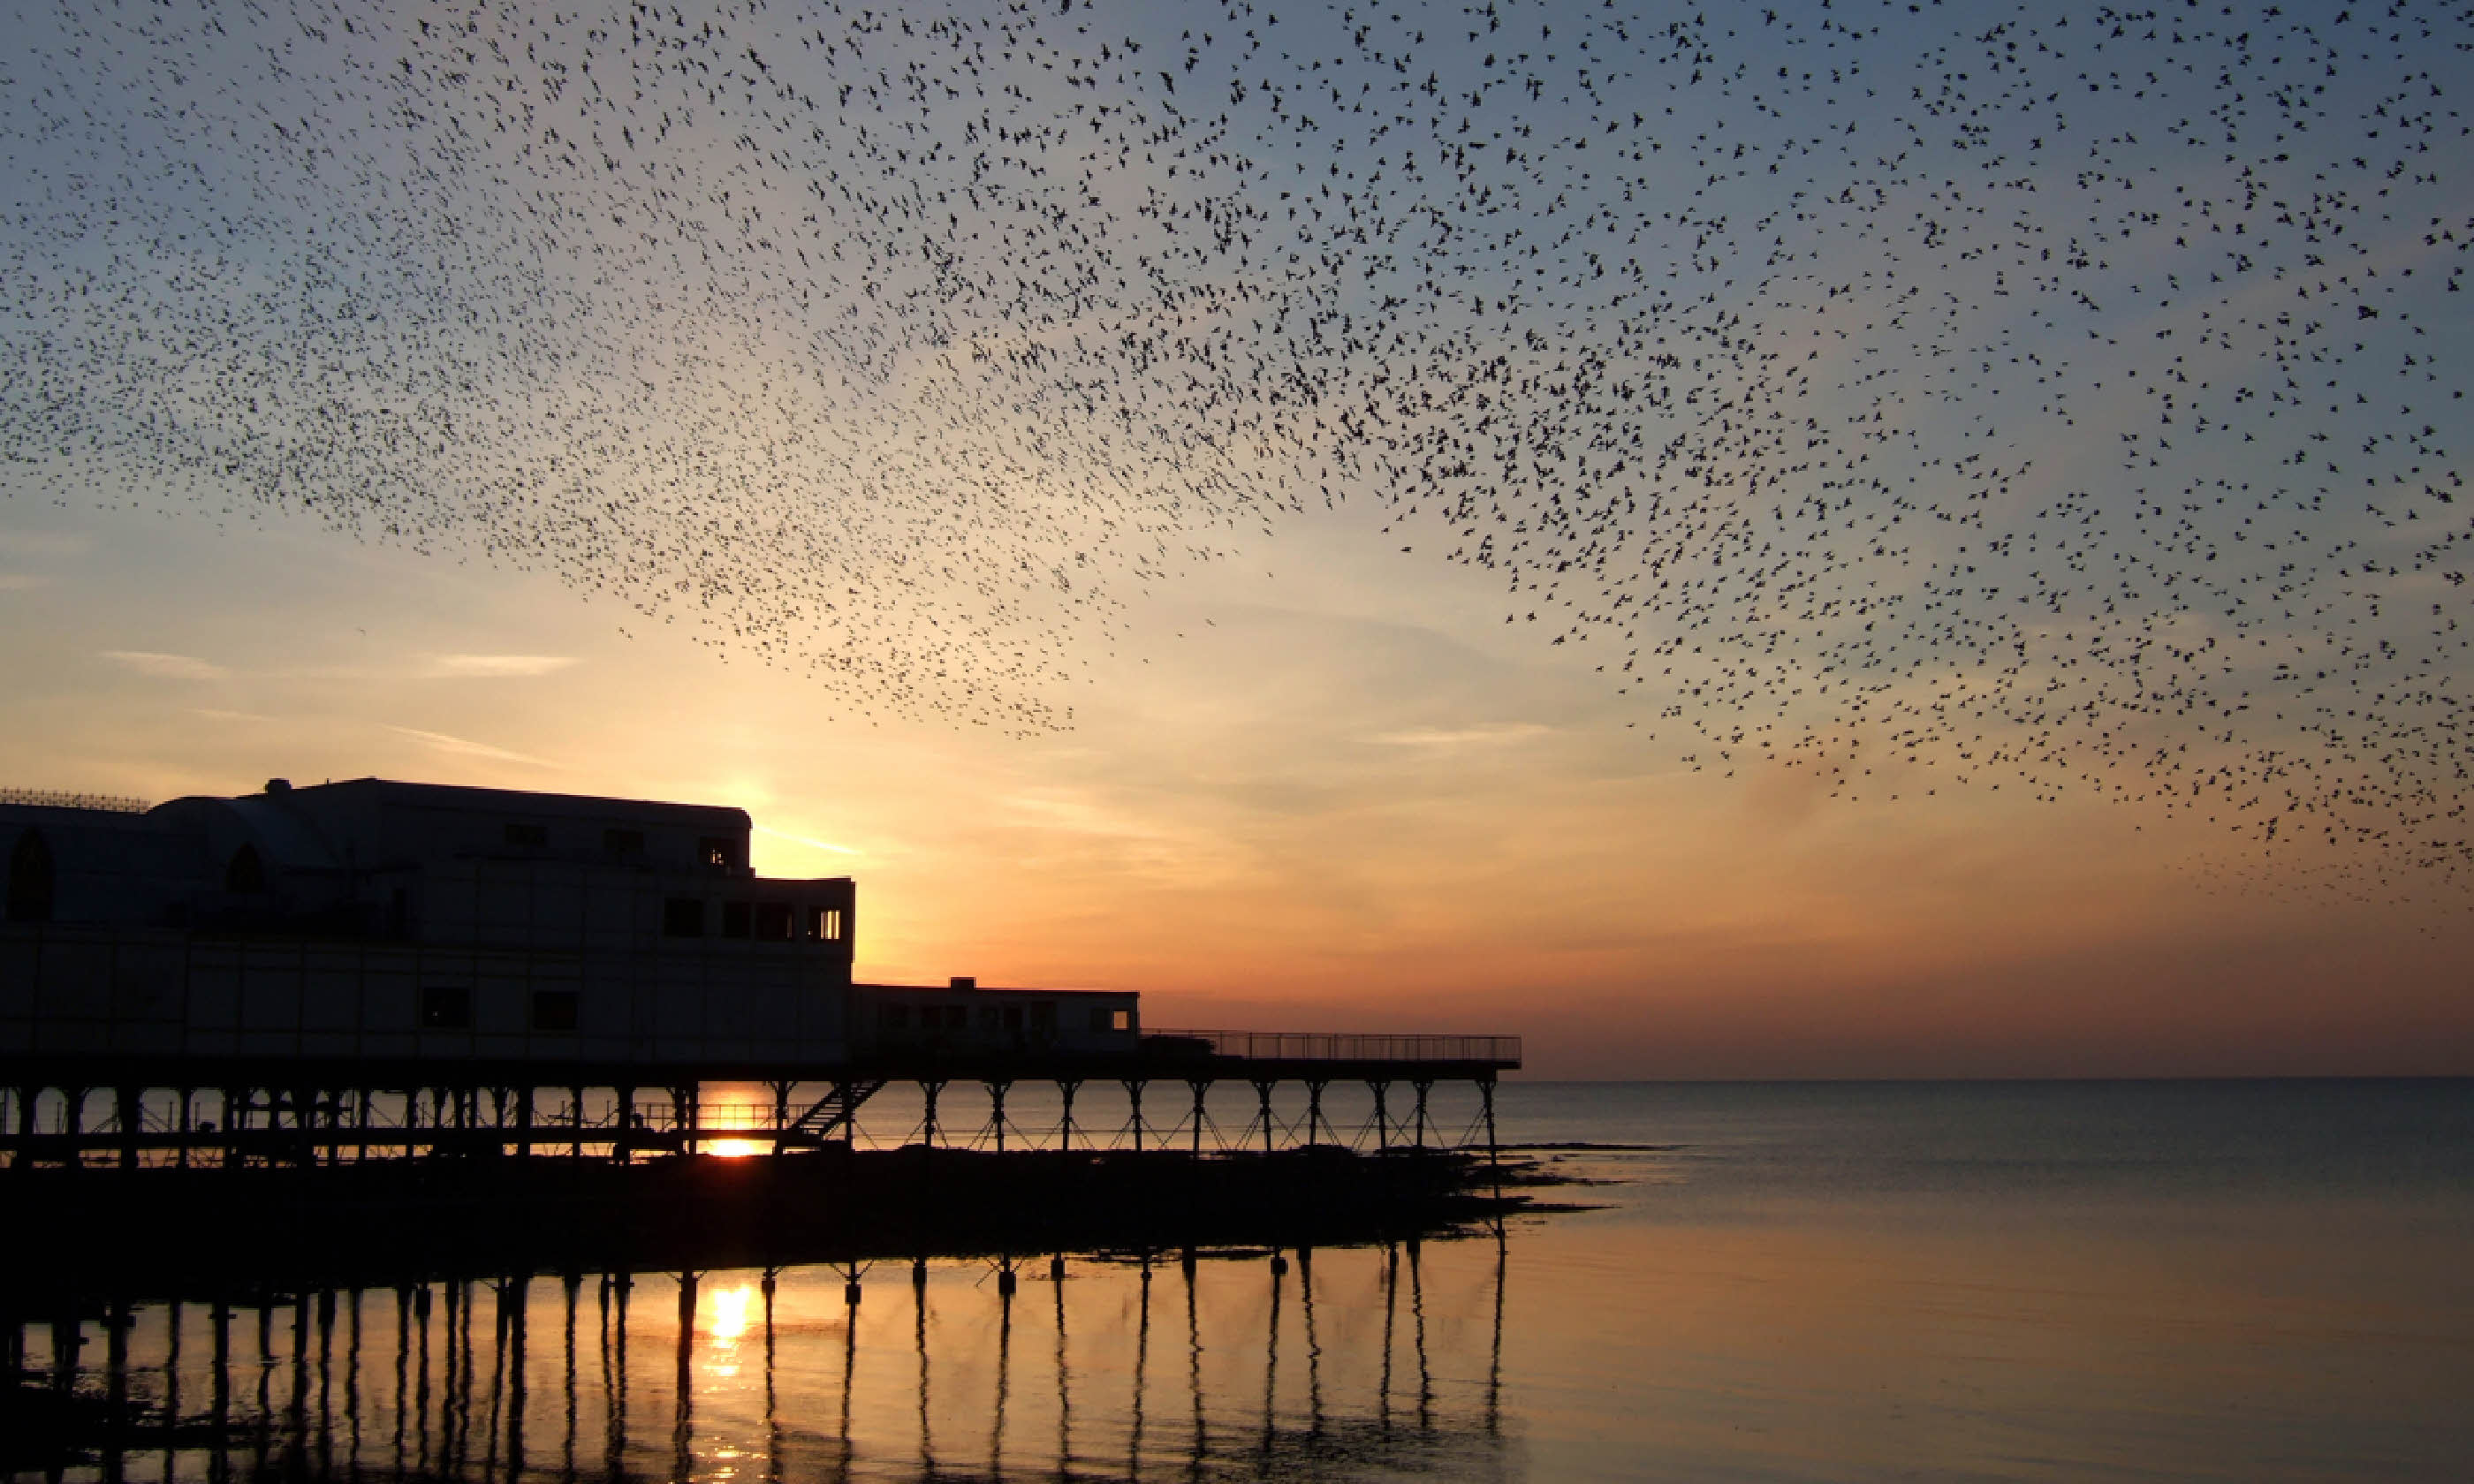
left=663, top=897, right=705, bottom=937
left=531, top=990, right=578, bottom=1032
left=753, top=901, right=792, bottom=940
left=1089, top=1007, right=1113, bottom=1034
left=721, top=900, right=751, bottom=938
left=224, top=844, right=266, bottom=896
left=503, top=822, right=548, bottom=849
left=603, top=828, right=645, bottom=857
left=1091, top=1007, right=1133, bottom=1033
left=420, top=986, right=471, bottom=1030
left=5, top=829, right=53, bottom=924
left=1030, top=1003, right=1056, bottom=1032
left=806, top=905, right=845, bottom=943
left=879, top=1003, right=910, bottom=1031
left=1003, top=1005, right=1023, bottom=1032
left=698, top=835, right=739, bottom=870
left=979, top=1006, right=1002, bottom=1031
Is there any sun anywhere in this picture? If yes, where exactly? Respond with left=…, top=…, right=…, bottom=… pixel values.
left=702, top=1138, right=770, bottom=1158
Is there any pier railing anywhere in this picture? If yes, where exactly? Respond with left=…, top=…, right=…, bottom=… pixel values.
left=1147, top=1029, right=1521, bottom=1066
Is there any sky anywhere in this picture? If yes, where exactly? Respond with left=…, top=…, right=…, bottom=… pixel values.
left=3, top=0, right=2472, bottom=1077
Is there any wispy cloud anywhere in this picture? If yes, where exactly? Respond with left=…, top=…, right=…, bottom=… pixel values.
left=102, top=649, right=231, bottom=681
left=755, top=823, right=862, bottom=856
left=426, top=654, right=581, bottom=678
left=1362, top=723, right=1551, bottom=748
left=0, top=530, right=90, bottom=559
left=384, top=725, right=554, bottom=767
left=188, top=707, right=278, bottom=723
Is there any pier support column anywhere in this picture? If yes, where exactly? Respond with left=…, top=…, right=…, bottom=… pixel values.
left=569, top=1086, right=587, bottom=1160
left=672, top=1086, right=699, bottom=1156
left=985, top=1080, right=1013, bottom=1154
left=1120, top=1079, right=1147, bottom=1152
left=920, top=1080, right=945, bottom=1148
left=222, top=1086, right=247, bottom=1169
left=62, top=1086, right=86, bottom=1168
left=770, top=1080, right=795, bottom=1155
left=1055, top=1079, right=1081, bottom=1152
left=1411, top=1079, right=1433, bottom=1151
left=515, top=1086, right=535, bottom=1159
left=1368, top=1081, right=1391, bottom=1154
left=1188, top=1079, right=1210, bottom=1155
left=613, top=1085, right=637, bottom=1164
left=11, top=1086, right=35, bottom=1169
left=1305, top=1080, right=1327, bottom=1149
left=1253, top=1080, right=1278, bottom=1155
left=1482, top=1076, right=1499, bottom=1170
left=115, top=1085, right=140, bottom=1170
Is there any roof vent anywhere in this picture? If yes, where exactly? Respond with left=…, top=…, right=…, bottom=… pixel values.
left=949, top=975, right=976, bottom=990
left=264, top=778, right=292, bottom=794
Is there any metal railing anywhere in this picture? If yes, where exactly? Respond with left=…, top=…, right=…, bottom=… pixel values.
left=1, top=787, right=152, bottom=814
left=1145, top=1029, right=1521, bottom=1065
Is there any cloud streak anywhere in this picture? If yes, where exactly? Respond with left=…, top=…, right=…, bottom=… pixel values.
left=102, top=649, right=231, bottom=681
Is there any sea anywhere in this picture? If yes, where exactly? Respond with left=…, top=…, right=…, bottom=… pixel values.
left=11, top=1079, right=2472, bottom=1481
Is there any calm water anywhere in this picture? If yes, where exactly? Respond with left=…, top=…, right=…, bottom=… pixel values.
left=11, top=1079, right=2472, bottom=1481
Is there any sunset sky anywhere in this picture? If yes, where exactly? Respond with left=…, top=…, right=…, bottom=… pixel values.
left=4, top=0, right=2471, bottom=1076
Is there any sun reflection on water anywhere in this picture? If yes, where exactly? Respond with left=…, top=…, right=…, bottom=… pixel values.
left=708, top=1283, right=755, bottom=1343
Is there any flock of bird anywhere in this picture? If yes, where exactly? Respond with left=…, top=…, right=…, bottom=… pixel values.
left=1, top=0, right=2468, bottom=893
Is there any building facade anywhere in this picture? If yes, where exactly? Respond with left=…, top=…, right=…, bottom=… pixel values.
left=1, top=778, right=1136, bottom=1084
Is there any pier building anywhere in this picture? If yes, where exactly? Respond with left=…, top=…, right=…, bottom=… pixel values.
left=1, top=778, right=1517, bottom=1168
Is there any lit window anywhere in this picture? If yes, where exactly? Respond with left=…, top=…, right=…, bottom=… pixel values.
left=807, top=905, right=845, bottom=943
left=1112, top=1009, right=1134, bottom=1033
left=698, top=835, right=737, bottom=869
left=531, top=990, right=578, bottom=1032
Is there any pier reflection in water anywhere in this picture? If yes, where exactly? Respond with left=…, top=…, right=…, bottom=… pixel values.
left=10, top=1234, right=1511, bottom=1482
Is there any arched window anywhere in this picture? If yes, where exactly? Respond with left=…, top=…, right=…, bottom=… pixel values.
left=6, top=829, right=54, bottom=923
left=224, top=844, right=267, bottom=896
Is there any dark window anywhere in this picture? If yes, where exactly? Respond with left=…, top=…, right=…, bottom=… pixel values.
left=504, top=822, right=548, bottom=849
left=879, top=1003, right=910, bottom=1031
left=5, top=829, right=54, bottom=924
left=531, top=990, right=578, bottom=1032
left=603, top=828, right=645, bottom=857
left=754, top=901, right=792, bottom=940
left=698, top=835, right=739, bottom=869
left=1030, top=1003, right=1056, bottom=1031
left=224, top=844, right=266, bottom=896
left=1088, top=1008, right=1113, bottom=1034
left=979, top=1006, right=1002, bottom=1032
left=420, top=986, right=471, bottom=1030
left=721, top=900, right=751, bottom=938
left=662, top=897, right=705, bottom=937
left=1003, top=1005, right=1024, bottom=1032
